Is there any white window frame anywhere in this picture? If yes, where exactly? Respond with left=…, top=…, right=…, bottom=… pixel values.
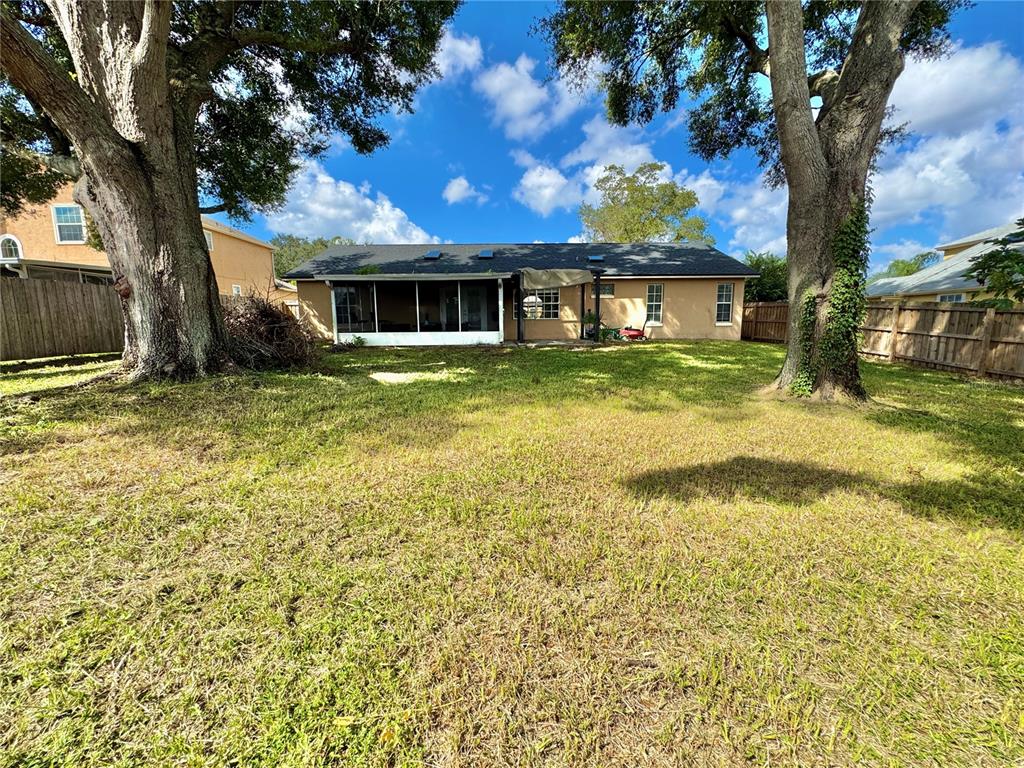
left=204, top=230, right=214, bottom=251
left=231, top=284, right=242, bottom=296
left=51, top=204, right=86, bottom=244
left=645, top=283, right=664, bottom=324
left=591, top=282, right=615, bottom=298
left=937, top=293, right=964, bottom=303
left=0, top=234, right=22, bottom=262
left=716, top=282, right=734, bottom=325
left=514, top=288, right=560, bottom=320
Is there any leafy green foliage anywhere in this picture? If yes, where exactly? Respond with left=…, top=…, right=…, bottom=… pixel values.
left=964, top=217, right=1024, bottom=304
left=790, top=200, right=870, bottom=398
left=270, top=234, right=355, bottom=279
left=2, top=1, right=459, bottom=220
left=868, top=251, right=940, bottom=284
left=578, top=162, right=711, bottom=243
left=743, top=251, right=787, bottom=302
left=0, top=81, right=69, bottom=217
left=541, top=1, right=966, bottom=182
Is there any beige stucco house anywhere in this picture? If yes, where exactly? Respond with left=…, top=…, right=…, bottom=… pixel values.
left=867, top=221, right=1020, bottom=304
left=285, top=242, right=756, bottom=345
left=0, top=185, right=293, bottom=304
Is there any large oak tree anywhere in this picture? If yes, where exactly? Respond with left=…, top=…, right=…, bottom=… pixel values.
left=1, top=0, right=457, bottom=379
left=542, top=0, right=966, bottom=399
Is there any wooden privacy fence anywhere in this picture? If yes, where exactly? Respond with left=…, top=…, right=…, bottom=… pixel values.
left=741, top=302, right=789, bottom=343
left=742, top=301, right=1024, bottom=379
left=1, top=277, right=124, bottom=362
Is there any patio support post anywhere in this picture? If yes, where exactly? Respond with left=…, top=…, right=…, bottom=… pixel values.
left=415, top=281, right=420, bottom=333
left=457, top=281, right=462, bottom=332
left=516, top=276, right=525, bottom=343
left=497, top=278, right=505, bottom=340
left=579, top=284, right=586, bottom=339
left=373, top=282, right=379, bottom=333
left=593, top=272, right=602, bottom=341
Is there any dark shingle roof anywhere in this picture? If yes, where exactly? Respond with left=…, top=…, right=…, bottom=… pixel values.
left=284, top=242, right=758, bottom=279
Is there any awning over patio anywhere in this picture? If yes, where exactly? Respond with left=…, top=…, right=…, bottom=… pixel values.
left=519, top=268, right=593, bottom=290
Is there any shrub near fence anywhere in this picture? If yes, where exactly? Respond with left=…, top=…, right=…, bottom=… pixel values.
left=742, top=300, right=1024, bottom=379
left=1, top=277, right=124, bottom=362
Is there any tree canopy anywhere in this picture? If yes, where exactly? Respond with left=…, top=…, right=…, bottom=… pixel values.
left=1, top=0, right=459, bottom=220
left=743, top=251, right=787, bottom=302
left=578, top=162, right=710, bottom=243
left=867, top=251, right=941, bottom=284
left=541, top=1, right=965, bottom=186
left=965, top=218, right=1024, bottom=305
left=271, top=234, right=356, bottom=280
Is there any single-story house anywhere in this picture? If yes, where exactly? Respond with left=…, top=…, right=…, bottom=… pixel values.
left=867, top=221, right=1020, bottom=304
left=0, top=184, right=288, bottom=301
left=285, top=241, right=758, bottom=345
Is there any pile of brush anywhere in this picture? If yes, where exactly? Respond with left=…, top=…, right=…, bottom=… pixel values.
left=222, top=295, right=320, bottom=370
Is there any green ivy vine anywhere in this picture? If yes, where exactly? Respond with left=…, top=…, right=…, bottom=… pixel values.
left=790, top=197, right=870, bottom=397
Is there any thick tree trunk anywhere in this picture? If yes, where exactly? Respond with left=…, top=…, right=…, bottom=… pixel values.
left=2, top=1, right=228, bottom=379
left=74, top=159, right=227, bottom=379
left=765, top=0, right=914, bottom=400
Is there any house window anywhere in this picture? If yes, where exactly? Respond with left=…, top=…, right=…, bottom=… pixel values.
left=591, top=283, right=615, bottom=297
left=52, top=205, right=85, bottom=243
left=937, top=293, right=964, bottom=303
left=0, top=235, right=21, bottom=261
left=231, top=284, right=242, bottom=296
left=716, top=283, right=734, bottom=324
left=646, top=283, right=664, bottom=323
left=204, top=230, right=213, bottom=251
left=515, top=289, right=560, bottom=319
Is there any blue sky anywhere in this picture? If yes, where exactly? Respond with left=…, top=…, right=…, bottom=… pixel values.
left=222, top=1, right=1024, bottom=271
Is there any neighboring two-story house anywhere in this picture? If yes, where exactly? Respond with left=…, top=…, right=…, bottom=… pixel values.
left=0, top=185, right=293, bottom=304
left=867, top=221, right=1021, bottom=304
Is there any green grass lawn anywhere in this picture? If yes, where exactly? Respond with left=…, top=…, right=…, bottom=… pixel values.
left=1, top=342, right=1022, bottom=767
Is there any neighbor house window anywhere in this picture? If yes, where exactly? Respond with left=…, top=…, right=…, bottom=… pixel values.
left=646, top=283, right=664, bottom=323
left=52, top=205, right=85, bottom=243
left=937, top=293, right=964, bottom=303
left=0, top=235, right=21, bottom=261
left=515, top=289, right=560, bottom=320
left=716, top=283, right=734, bottom=324
left=231, top=284, right=242, bottom=296
left=591, top=283, right=615, bottom=297
left=204, top=230, right=213, bottom=251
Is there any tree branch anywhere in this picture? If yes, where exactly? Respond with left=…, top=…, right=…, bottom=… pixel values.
left=0, top=7, right=114, bottom=149
left=721, top=14, right=770, bottom=76
left=2, top=142, right=81, bottom=177
left=198, top=202, right=229, bottom=214
left=764, top=0, right=827, bottom=195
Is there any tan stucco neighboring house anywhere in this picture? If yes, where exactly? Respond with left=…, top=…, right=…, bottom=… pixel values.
left=867, top=221, right=1021, bottom=304
left=0, top=185, right=280, bottom=299
left=285, top=242, right=757, bottom=345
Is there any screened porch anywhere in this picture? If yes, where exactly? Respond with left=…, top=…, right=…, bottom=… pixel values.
left=331, top=277, right=505, bottom=345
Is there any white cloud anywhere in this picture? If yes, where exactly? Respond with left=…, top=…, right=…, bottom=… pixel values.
left=871, top=239, right=932, bottom=264
left=266, top=161, right=439, bottom=243
left=474, top=54, right=588, bottom=141
left=722, top=179, right=788, bottom=255
left=567, top=234, right=588, bottom=243
left=890, top=43, right=1024, bottom=136
left=512, top=165, right=582, bottom=217
left=434, top=29, right=483, bottom=80
left=442, top=175, right=488, bottom=205
left=510, top=149, right=538, bottom=168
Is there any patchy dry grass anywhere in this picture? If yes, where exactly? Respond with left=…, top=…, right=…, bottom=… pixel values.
left=1, top=341, right=1022, bottom=767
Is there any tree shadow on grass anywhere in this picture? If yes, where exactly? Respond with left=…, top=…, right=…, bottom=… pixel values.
left=623, top=457, right=1024, bottom=534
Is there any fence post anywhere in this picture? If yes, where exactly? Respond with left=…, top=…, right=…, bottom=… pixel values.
left=975, top=307, right=997, bottom=376
left=888, top=302, right=903, bottom=362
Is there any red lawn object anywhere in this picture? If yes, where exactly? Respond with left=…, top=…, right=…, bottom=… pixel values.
left=619, top=323, right=647, bottom=341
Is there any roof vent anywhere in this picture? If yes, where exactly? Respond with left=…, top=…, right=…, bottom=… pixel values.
left=587, top=254, right=605, bottom=263
left=423, top=249, right=441, bottom=260
left=478, top=249, right=493, bottom=259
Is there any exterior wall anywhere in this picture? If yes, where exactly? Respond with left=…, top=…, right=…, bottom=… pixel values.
left=296, top=280, right=334, bottom=339
left=1, top=185, right=275, bottom=295
left=868, top=290, right=986, bottom=303
left=502, top=277, right=745, bottom=341
left=940, top=244, right=973, bottom=260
